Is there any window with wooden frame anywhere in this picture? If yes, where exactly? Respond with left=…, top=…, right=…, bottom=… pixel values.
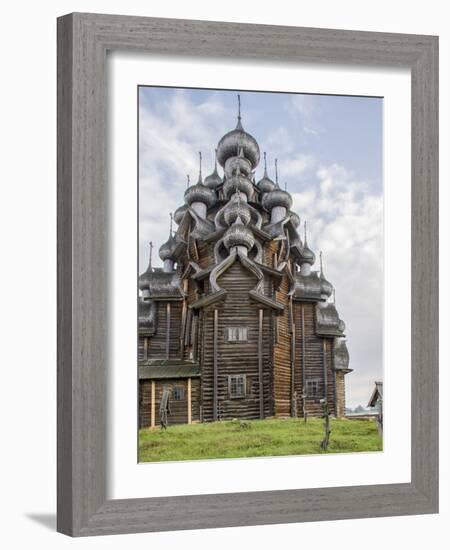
left=225, top=327, right=248, bottom=342
left=172, top=386, right=185, bottom=401
left=305, top=378, right=320, bottom=397
left=228, top=374, right=246, bottom=398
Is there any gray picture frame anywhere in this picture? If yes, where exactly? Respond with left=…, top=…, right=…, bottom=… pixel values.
left=57, top=12, right=439, bottom=537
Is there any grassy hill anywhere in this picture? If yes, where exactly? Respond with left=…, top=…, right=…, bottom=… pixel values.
left=139, top=417, right=382, bottom=463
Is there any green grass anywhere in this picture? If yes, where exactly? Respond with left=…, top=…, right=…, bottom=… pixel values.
left=138, top=417, right=382, bottom=462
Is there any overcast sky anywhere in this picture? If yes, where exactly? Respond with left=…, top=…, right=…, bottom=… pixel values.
left=139, top=86, right=383, bottom=409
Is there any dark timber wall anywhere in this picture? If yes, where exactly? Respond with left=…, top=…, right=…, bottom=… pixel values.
left=146, top=301, right=182, bottom=360
left=139, top=378, right=201, bottom=428
left=200, top=261, right=273, bottom=421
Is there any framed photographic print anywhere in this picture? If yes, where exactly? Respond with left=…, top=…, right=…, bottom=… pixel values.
left=57, top=13, right=438, bottom=536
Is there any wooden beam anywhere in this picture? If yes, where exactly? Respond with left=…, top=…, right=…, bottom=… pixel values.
left=179, top=280, right=188, bottom=359
left=187, top=378, right=192, bottom=424
left=332, top=340, right=338, bottom=416
left=258, top=308, right=264, bottom=419
left=213, top=309, right=219, bottom=421
left=165, top=303, right=171, bottom=359
left=143, top=337, right=148, bottom=361
left=301, top=305, right=305, bottom=393
left=323, top=339, right=328, bottom=399
left=150, top=381, right=155, bottom=428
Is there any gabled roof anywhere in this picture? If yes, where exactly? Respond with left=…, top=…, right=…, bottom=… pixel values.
left=368, top=381, right=383, bottom=407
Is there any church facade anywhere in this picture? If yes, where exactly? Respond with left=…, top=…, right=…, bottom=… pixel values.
left=138, top=98, right=352, bottom=428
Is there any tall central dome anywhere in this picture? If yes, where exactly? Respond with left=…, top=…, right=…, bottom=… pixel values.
left=216, top=95, right=260, bottom=169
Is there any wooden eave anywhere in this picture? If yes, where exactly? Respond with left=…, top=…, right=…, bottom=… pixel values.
left=191, top=265, right=214, bottom=280
left=189, top=288, right=227, bottom=309
left=248, top=290, right=284, bottom=311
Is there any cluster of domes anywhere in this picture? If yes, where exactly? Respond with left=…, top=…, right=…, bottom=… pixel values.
left=147, top=94, right=339, bottom=301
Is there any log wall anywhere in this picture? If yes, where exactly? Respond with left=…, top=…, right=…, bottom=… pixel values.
left=200, top=261, right=273, bottom=421
left=139, top=378, right=201, bottom=428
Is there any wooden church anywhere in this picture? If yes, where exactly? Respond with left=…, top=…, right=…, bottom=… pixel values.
left=138, top=97, right=352, bottom=428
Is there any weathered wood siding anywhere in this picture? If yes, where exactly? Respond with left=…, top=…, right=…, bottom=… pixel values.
left=273, top=270, right=292, bottom=417
left=335, top=370, right=346, bottom=417
left=200, top=261, right=273, bottom=421
left=139, top=378, right=200, bottom=428
left=146, top=301, right=182, bottom=359
left=293, top=303, right=338, bottom=416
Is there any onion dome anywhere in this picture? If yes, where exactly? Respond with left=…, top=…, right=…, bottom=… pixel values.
left=223, top=193, right=251, bottom=226
left=138, top=242, right=155, bottom=291
left=257, top=153, right=276, bottom=195
left=184, top=153, right=217, bottom=208
left=173, top=204, right=187, bottom=225
left=159, top=233, right=177, bottom=262
left=300, top=221, right=315, bottom=265
left=261, top=159, right=293, bottom=212
left=319, top=251, right=333, bottom=297
left=204, top=149, right=222, bottom=189
left=159, top=214, right=177, bottom=263
left=223, top=169, right=254, bottom=200
left=224, top=146, right=253, bottom=178
left=262, top=187, right=293, bottom=212
left=216, top=95, right=260, bottom=169
left=223, top=217, right=255, bottom=251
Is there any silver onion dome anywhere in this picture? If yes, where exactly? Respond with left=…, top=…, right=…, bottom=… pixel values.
left=204, top=149, right=222, bottom=189
left=320, top=276, right=334, bottom=297
left=301, top=245, right=316, bottom=265
left=184, top=179, right=217, bottom=208
left=216, top=95, right=260, bottom=169
left=223, top=172, right=254, bottom=200
left=204, top=170, right=222, bottom=190
left=300, top=221, right=315, bottom=265
left=262, top=187, right=293, bottom=212
left=224, top=147, right=253, bottom=178
left=184, top=152, right=217, bottom=208
left=223, top=195, right=251, bottom=226
left=159, top=234, right=177, bottom=262
left=139, top=242, right=154, bottom=291
left=257, top=152, right=276, bottom=194
left=173, top=204, right=187, bottom=225
left=223, top=217, right=255, bottom=251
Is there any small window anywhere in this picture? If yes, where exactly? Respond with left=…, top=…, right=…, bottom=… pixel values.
left=225, top=327, right=248, bottom=342
left=229, top=375, right=246, bottom=398
left=306, top=379, right=320, bottom=397
left=172, top=386, right=185, bottom=401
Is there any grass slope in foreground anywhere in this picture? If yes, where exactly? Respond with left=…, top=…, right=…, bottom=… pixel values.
left=139, top=417, right=382, bottom=462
